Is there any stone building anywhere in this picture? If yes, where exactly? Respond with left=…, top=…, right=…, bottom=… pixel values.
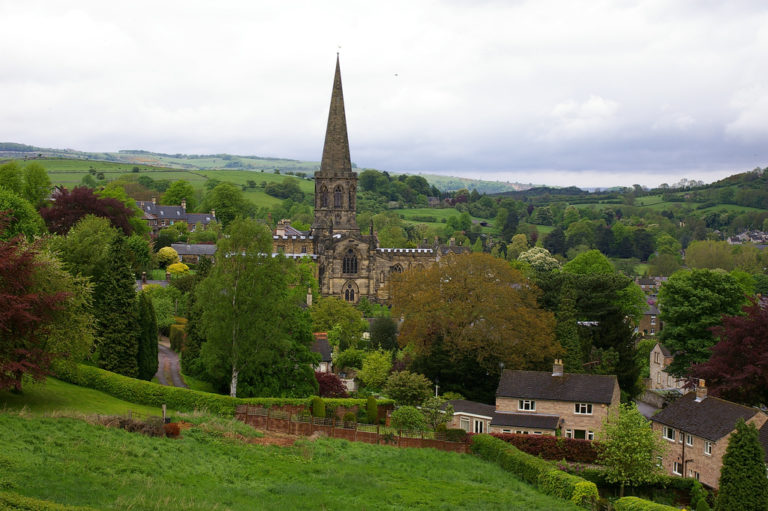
left=273, top=56, right=467, bottom=303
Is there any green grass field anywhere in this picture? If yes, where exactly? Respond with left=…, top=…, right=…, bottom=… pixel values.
left=0, top=413, right=580, bottom=511
left=0, top=377, right=165, bottom=416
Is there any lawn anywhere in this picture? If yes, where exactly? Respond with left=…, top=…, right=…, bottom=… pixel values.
left=0, top=413, right=581, bottom=511
left=0, top=377, right=165, bottom=417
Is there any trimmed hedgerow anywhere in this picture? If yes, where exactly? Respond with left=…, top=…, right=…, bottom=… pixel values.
left=491, top=433, right=599, bottom=463
left=613, top=496, right=680, bottom=510
left=0, top=491, right=98, bottom=511
left=471, top=434, right=598, bottom=509
left=169, top=324, right=185, bottom=352
left=54, top=364, right=393, bottom=416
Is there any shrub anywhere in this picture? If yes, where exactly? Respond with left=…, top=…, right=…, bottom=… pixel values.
left=167, top=262, right=189, bottom=276
left=491, top=433, right=599, bottom=463
left=169, top=324, right=186, bottom=352
left=384, top=371, right=432, bottom=406
left=163, top=422, right=181, bottom=438
left=444, top=428, right=467, bottom=443
left=342, top=412, right=356, bottom=423
left=366, top=395, right=378, bottom=424
left=311, top=397, right=325, bottom=418
left=390, top=406, right=428, bottom=432
left=314, top=371, right=348, bottom=398
left=471, top=434, right=598, bottom=509
left=0, top=491, right=98, bottom=510
left=613, top=496, right=679, bottom=510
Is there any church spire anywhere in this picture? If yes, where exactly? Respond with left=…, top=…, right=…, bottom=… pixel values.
left=320, top=54, right=352, bottom=175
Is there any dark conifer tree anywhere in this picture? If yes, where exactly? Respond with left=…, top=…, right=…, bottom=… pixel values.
left=716, top=419, right=768, bottom=511
left=94, top=237, right=139, bottom=377
left=136, top=292, right=158, bottom=380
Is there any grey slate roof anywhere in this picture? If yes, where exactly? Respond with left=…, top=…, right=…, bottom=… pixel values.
left=310, top=338, right=332, bottom=363
left=171, top=243, right=217, bottom=256
left=136, top=202, right=215, bottom=226
left=657, top=343, right=673, bottom=357
left=650, top=393, right=759, bottom=442
left=446, top=399, right=495, bottom=418
left=496, top=369, right=617, bottom=404
left=490, top=412, right=560, bottom=430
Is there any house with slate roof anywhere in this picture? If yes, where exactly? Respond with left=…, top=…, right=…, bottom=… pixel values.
left=650, top=379, right=768, bottom=489
left=171, top=243, right=217, bottom=264
left=648, top=343, right=686, bottom=392
left=136, top=198, right=216, bottom=236
left=446, top=360, right=620, bottom=438
left=310, top=333, right=333, bottom=374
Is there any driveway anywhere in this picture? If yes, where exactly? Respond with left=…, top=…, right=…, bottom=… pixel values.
left=155, top=341, right=188, bottom=388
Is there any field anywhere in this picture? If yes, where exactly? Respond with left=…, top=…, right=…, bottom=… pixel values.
left=0, top=413, right=580, bottom=511
left=0, top=377, right=165, bottom=416
left=392, top=207, right=496, bottom=233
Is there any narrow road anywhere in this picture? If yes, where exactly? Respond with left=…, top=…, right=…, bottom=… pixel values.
left=156, top=342, right=188, bottom=388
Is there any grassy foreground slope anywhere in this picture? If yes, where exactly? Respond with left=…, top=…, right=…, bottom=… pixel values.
left=0, top=414, right=580, bottom=511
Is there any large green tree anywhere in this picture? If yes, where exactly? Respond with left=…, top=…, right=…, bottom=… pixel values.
left=22, top=162, right=52, bottom=208
left=0, top=188, right=46, bottom=239
left=196, top=218, right=316, bottom=397
left=48, top=215, right=117, bottom=279
left=200, top=183, right=255, bottom=227
left=161, top=180, right=197, bottom=211
left=716, top=419, right=768, bottom=511
left=136, top=292, right=159, bottom=381
left=311, top=297, right=366, bottom=351
left=93, top=237, right=140, bottom=377
left=658, top=269, right=746, bottom=376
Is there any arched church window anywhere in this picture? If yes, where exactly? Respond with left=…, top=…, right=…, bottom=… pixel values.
left=320, top=186, right=329, bottom=208
left=344, top=284, right=355, bottom=302
left=334, top=185, right=343, bottom=208
left=390, top=264, right=403, bottom=273
left=343, top=249, right=358, bottom=274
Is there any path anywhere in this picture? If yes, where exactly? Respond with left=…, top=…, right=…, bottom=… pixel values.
left=156, top=340, right=188, bottom=388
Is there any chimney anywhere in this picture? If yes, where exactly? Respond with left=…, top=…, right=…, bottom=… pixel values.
left=306, top=287, right=313, bottom=308
left=552, top=359, right=564, bottom=377
left=695, top=379, right=707, bottom=401
left=181, top=198, right=186, bottom=211
left=210, top=209, right=215, bottom=218
left=275, top=220, right=286, bottom=237
left=151, top=196, right=157, bottom=205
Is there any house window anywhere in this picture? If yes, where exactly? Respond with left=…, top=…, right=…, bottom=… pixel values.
left=663, top=426, right=676, bottom=442
left=565, top=429, right=573, bottom=438
left=334, top=186, right=343, bottom=208
left=342, top=249, right=358, bottom=274
left=459, top=417, right=470, bottom=432
left=656, top=456, right=663, bottom=468
left=651, top=328, right=655, bottom=335
left=501, top=429, right=511, bottom=433
left=673, top=462, right=682, bottom=475
left=705, top=441, right=712, bottom=456
left=533, top=431, right=543, bottom=435
left=518, top=400, right=535, bottom=411
left=473, top=420, right=484, bottom=434
left=574, top=403, right=593, bottom=415
left=686, top=434, right=694, bottom=447
left=515, top=430, right=528, bottom=435
left=651, top=315, right=656, bottom=325
left=654, top=352, right=660, bottom=364
left=689, top=469, right=700, bottom=481
left=301, top=246, right=307, bottom=254
left=573, top=429, right=588, bottom=440
left=656, top=373, right=661, bottom=384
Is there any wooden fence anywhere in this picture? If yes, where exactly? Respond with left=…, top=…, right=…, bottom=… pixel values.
left=235, top=405, right=469, bottom=454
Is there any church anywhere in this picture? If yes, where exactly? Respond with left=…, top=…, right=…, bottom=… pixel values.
left=272, top=56, right=467, bottom=303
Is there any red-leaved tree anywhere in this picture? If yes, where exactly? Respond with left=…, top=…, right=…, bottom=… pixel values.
left=39, top=186, right=135, bottom=235
left=0, top=213, right=69, bottom=391
left=690, top=300, right=768, bottom=406
left=315, top=371, right=348, bottom=398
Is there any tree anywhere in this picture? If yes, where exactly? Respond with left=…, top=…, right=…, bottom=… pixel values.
left=391, top=253, right=558, bottom=402
left=421, top=396, right=454, bottom=431
left=40, top=186, right=135, bottom=235
left=563, top=249, right=615, bottom=275
left=716, top=419, right=768, bottom=511
left=0, top=161, right=23, bottom=195
left=685, top=240, right=734, bottom=271
left=200, top=182, right=255, bottom=227
left=370, top=316, right=398, bottom=350
left=136, top=292, right=159, bottom=381
left=597, top=403, right=666, bottom=497
left=22, top=162, right=52, bottom=208
left=390, top=406, right=428, bottom=432
left=543, top=226, right=566, bottom=257
left=506, top=233, right=529, bottom=261
left=167, top=262, right=190, bottom=276
left=357, top=350, right=392, bottom=391
left=0, top=215, right=70, bottom=391
left=196, top=218, right=316, bottom=397
left=96, top=183, right=149, bottom=236
left=92, top=237, right=140, bottom=377
left=48, top=215, right=118, bottom=279
left=384, top=371, right=432, bottom=406
left=659, top=269, right=747, bottom=376
left=648, top=253, right=681, bottom=277
left=517, top=247, right=560, bottom=273
left=690, top=301, right=768, bottom=406
left=314, top=371, right=348, bottom=398
left=311, top=297, right=366, bottom=351
left=0, top=188, right=46, bottom=239
left=156, top=246, right=180, bottom=268
left=162, top=180, right=197, bottom=211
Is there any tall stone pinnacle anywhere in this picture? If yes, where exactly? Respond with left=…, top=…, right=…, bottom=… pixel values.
left=320, top=54, right=352, bottom=175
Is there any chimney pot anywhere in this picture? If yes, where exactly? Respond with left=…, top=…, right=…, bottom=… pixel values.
left=695, top=379, right=707, bottom=401
left=552, top=358, right=564, bottom=377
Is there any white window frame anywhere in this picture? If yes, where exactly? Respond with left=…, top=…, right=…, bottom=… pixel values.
left=705, top=441, right=712, bottom=456
left=565, top=429, right=573, bottom=438
left=459, top=417, right=470, bottom=432
left=533, top=431, right=543, bottom=435
left=673, top=462, right=682, bottom=475
left=574, top=403, right=593, bottom=415
left=501, top=429, right=511, bottom=433
left=686, top=434, right=694, bottom=447
left=473, top=419, right=484, bottom=434
left=663, top=426, right=676, bottom=442
left=518, top=399, right=536, bottom=411
left=587, top=430, right=594, bottom=441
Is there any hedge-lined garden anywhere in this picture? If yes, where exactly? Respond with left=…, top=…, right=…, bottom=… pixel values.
left=55, top=363, right=393, bottom=417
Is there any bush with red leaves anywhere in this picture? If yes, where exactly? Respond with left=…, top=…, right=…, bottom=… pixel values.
left=490, top=433, right=600, bottom=464
left=315, top=371, right=348, bottom=398
left=40, top=186, right=135, bottom=235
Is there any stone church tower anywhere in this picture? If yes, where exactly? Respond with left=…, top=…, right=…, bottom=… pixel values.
left=272, top=56, right=468, bottom=303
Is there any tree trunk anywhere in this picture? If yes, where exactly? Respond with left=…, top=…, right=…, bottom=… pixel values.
left=230, top=366, right=238, bottom=397
left=619, top=482, right=625, bottom=498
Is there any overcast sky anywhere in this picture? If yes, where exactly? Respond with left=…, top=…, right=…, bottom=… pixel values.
left=2, top=1, right=767, bottom=188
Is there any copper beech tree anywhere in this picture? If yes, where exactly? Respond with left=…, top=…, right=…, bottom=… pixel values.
left=390, top=253, right=558, bottom=377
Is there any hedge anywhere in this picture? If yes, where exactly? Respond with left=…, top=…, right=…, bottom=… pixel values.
left=55, top=364, right=393, bottom=417
left=0, top=491, right=98, bottom=511
left=490, top=433, right=600, bottom=463
left=470, top=434, right=598, bottom=508
left=613, top=497, right=680, bottom=511
left=169, top=324, right=185, bottom=352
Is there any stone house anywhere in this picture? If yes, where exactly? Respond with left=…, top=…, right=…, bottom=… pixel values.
left=170, top=243, right=217, bottom=264
left=636, top=303, right=662, bottom=337
left=648, top=343, right=686, bottom=392
left=310, top=333, right=333, bottom=374
left=136, top=198, right=216, bottom=236
left=650, top=380, right=768, bottom=489
left=446, top=360, right=620, bottom=439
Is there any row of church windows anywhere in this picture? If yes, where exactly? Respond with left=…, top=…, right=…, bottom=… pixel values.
left=319, top=185, right=355, bottom=209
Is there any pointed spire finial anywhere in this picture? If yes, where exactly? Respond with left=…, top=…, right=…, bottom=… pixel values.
left=320, top=55, right=352, bottom=176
